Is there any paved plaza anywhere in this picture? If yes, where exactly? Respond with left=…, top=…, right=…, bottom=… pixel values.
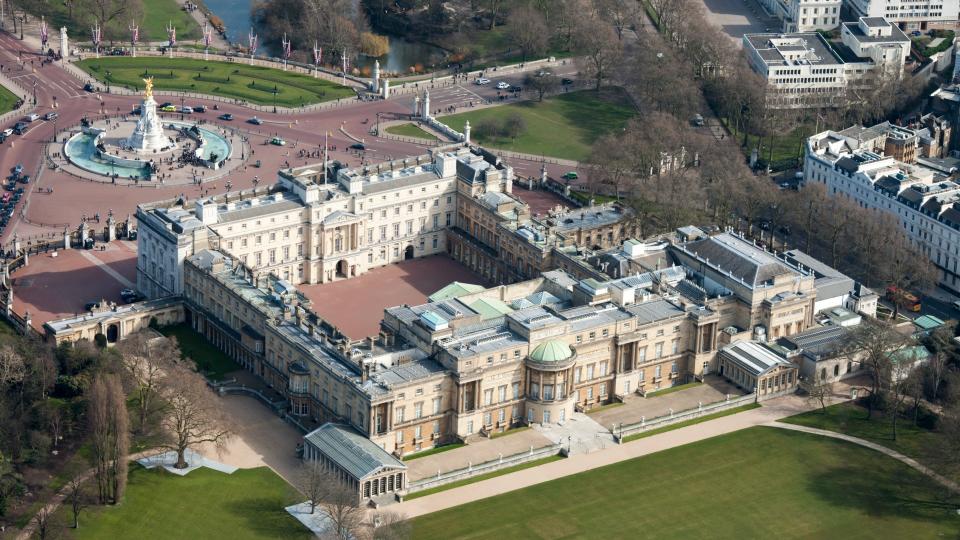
left=588, top=375, right=748, bottom=429
left=299, top=255, right=487, bottom=339
left=699, top=0, right=778, bottom=42
left=11, top=240, right=137, bottom=329
left=406, top=428, right=553, bottom=480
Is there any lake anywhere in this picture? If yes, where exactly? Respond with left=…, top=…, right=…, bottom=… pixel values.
left=202, top=0, right=447, bottom=72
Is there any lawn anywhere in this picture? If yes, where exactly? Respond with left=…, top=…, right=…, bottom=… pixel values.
left=782, top=401, right=956, bottom=480
left=411, top=427, right=960, bottom=539
left=723, top=118, right=814, bottom=171
left=386, top=122, right=437, bottom=140
left=0, top=83, right=19, bottom=114
left=159, top=323, right=240, bottom=380
left=75, top=57, right=355, bottom=107
left=26, top=0, right=200, bottom=43
left=621, top=403, right=760, bottom=443
left=63, top=465, right=310, bottom=539
left=439, top=88, right=637, bottom=161
left=406, top=455, right=564, bottom=501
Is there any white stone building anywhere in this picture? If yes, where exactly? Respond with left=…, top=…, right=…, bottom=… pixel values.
left=804, top=124, right=960, bottom=292
left=743, top=17, right=910, bottom=108
left=756, top=0, right=842, bottom=32
left=845, top=0, right=960, bottom=30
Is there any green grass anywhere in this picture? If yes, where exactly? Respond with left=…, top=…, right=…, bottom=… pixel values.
left=439, top=88, right=637, bottom=161
left=75, top=57, right=355, bottom=107
left=159, top=323, right=240, bottom=380
left=405, top=455, right=564, bottom=501
left=0, top=82, right=18, bottom=114
left=61, top=465, right=310, bottom=539
left=411, top=427, right=960, bottom=539
left=402, top=443, right=466, bottom=461
left=644, top=381, right=703, bottom=398
left=489, top=426, right=531, bottom=439
left=783, top=401, right=956, bottom=480
left=25, top=0, right=200, bottom=43
left=621, top=403, right=760, bottom=443
left=386, top=123, right=438, bottom=140
left=723, top=118, right=814, bottom=171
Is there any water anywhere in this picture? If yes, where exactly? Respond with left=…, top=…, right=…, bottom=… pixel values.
left=202, top=0, right=447, bottom=73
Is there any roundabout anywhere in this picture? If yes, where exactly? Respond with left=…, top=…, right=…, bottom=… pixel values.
left=59, top=78, right=246, bottom=184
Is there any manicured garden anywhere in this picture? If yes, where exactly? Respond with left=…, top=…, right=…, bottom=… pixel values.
left=411, top=427, right=960, bottom=539
left=0, top=83, right=19, bottom=114
left=385, top=122, right=437, bottom=140
left=783, top=401, right=955, bottom=480
left=159, top=323, right=239, bottom=380
left=438, top=88, right=637, bottom=161
left=63, top=466, right=310, bottom=539
left=75, top=57, right=355, bottom=107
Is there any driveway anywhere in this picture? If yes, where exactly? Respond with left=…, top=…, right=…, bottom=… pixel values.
left=589, top=375, right=747, bottom=428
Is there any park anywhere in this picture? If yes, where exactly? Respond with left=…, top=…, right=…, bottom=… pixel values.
left=76, top=57, right=356, bottom=107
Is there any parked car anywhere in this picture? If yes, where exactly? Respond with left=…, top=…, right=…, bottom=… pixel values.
left=496, top=81, right=511, bottom=90
left=561, top=78, right=574, bottom=85
left=270, top=137, right=286, bottom=146
left=13, top=122, right=28, bottom=135
left=218, top=113, right=234, bottom=121
left=83, top=83, right=95, bottom=92
left=180, top=106, right=193, bottom=114
left=24, top=113, right=39, bottom=122
left=1, top=128, right=12, bottom=137
left=11, top=164, right=23, bottom=176
left=475, top=77, right=491, bottom=85
left=536, top=69, right=553, bottom=77
left=19, top=175, right=30, bottom=184
left=193, top=105, right=207, bottom=113
left=0, top=134, right=6, bottom=144
left=562, top=171, right=578, bottom=181
left=952, top=300, right=960, bottom=312
left=160, top=105, right=177, bottom=112
left=691, top=114, right=704, bottom=127
left=248, top=116, right=263, bottom=125
left=43, top=111, right=58, bottom=121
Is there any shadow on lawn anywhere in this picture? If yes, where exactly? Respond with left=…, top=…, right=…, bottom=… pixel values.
left=226, top=496, right=313, bottom=538
left=806, top=462, right=959, bottom=523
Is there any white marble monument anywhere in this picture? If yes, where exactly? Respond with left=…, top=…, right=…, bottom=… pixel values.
left=125, top=77, right=174, bottom=153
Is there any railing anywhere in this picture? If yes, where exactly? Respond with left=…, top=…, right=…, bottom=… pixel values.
left=405, top=442, right=562, bottom=494
left=216, top=384, right=288, bottom=412
left=611, top=392, right=758, bottom=441
left=0, top=68, right=32, bottom=126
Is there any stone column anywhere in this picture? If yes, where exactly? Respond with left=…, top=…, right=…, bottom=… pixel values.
left=12, top=235, right=21, bottom=255
left=413, top=95, right=420, bottom=117
left=63, top=227, right=71, bottom=249
left=422, top=90, right=430, bottom=120
left=107, top=215, right=116, bottom=242
left=464, top=121, right=471, bottom=144
left=5, top=288, right=13, bottom=318
left=381, top=79, right=390, bottom=99
left=60, top=27, right=68, bottom=58
left=371, top=60, right=380, bottom=93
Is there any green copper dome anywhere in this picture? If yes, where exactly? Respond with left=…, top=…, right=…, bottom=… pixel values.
left=529, top=340, right=574, bottom=363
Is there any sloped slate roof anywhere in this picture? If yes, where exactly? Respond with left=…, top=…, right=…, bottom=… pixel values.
left=304, top=423, right=406, bottom=480
left=683, top=233, right=794, bottom=287
left=428, top=281, right=485, bottom=302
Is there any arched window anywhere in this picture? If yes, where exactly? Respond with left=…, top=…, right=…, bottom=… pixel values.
left=834, top=365, right=840, bottom=377
left=820, top=367, right=827, bottom=381
left=847, top=362, right=852, bottom=373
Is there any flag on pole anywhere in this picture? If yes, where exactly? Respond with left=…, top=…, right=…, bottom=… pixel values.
left=203, top=22, right=211, bottom=48
left=40, top=17, right=48, bottom=47
left=313, top=42, right=322, bottom=66
left=282, top=33, right=291, bottom=60
left=167, top=22, right=176, bottom=47
left=248, top=29, right=258, bottom=56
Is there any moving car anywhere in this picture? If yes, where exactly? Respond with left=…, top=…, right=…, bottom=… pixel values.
left=562, top=171, right=578, bottom=181
left=180, top=106, right=193, bottom=114
left=496, top=81, right=510, bottom=90
left=83, top=83, right=94, bottom=92
left=43, top=112, right=58, bottom=121
left=348, top=143, right=366, bottom=151
left=561, top=78, right=574, bottom=85
left=248, top=117, right=263, bottom=125
left=270, top=137, right=286, bottom=146
left=691, top=114, right=704, bottom=127
left=24, top=113, right=40, bottom=122
left=193, top=105, right=207, bottom=113
left=536, top=69, right=553, bottom=77
left=160, top=105, right=177, bottom=112
left=475, top=77, right=491, bottom=85
left=885, top=286, right=922, bottom=312
left=218, top=113, right=234, bottom=121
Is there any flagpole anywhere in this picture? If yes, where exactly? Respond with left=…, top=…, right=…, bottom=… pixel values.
left=323, top=131, right=328, bottom=185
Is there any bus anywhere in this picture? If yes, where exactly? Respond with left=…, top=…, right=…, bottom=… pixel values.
left=886, top=286, right=921, bottom=312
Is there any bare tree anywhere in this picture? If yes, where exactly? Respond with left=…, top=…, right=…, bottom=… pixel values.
left=805, top=378, right=833, bottom=413
left=33, top=506, right=52, bottom=540
left=506, top=6, right=548, bottom=62
left=66, top=475, right=88, bottom=529
left=841, top=320, right=910, bottom=419
left=523, top=72, right=559, bottom=102
left=118, top=332, right=177, bottom=432
left=300, top=463, right=364, bottom=538
left=88, top=374, right=129, bottom=504
left=597, top=0, right=636, bottom=40
left=0, top=346, right=25, bottom=388
left=158, top=365, right=231, bottom=469
left=299, top=461, right=326, bottom=514
left=486, top=0, right=505, bottom=29
left=573, top=14, right=623, bottom=91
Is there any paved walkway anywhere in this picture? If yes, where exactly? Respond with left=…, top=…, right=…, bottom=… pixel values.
left=768, top=422, right=960, bottom=494
left=389, top=394, right=816, bottom=518
left=533, top=412, right=614, bottom=455
left=79, top=249, right=135, bottom=288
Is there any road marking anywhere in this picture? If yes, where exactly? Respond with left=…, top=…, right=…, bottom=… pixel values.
left=78, top=250, right=136, bottom=289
